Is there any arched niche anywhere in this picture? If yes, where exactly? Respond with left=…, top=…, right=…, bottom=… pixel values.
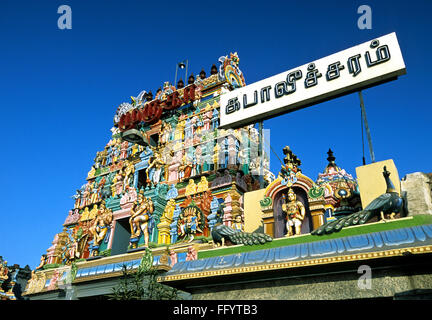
left=261, top=174, right=315, bottom=238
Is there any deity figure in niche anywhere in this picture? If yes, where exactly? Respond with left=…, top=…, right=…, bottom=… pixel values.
left=282, top=188, right=306, bottom=236
left=106, top=146, right=113, bottom=166
left=111, top=169, right=124, bottom=197
left=181, top=154, right=193, bottom=180
left=113, top=143, right=120, bottom=164
left=191, top=154, right=197, bottom=177
left=90, top=181, right=100, bottom=204
left=146, top=148, right=165, bottom=188
left=62, top=228, right=86, bottom=264
left=203, top=109, right=212, bottom=131
left=184, top=118, right=193, bottom=141
left=211, top=108, right=219, bottom=130
left=159, top=121, right=172, bottom=146
left=100, top=147, right=108, bottom=167
left=89, top=201, right=113, bottom=256
left=195, top=145, right=203, bottom=175
left=73, top=189, right=82, bottom=209
left=80, top=183, right=92, bottom=208
left=123, top=161, right=135, bottom=191
left=120, top=140, right=129, bottom=160
left=177, top=205, right=203, bottom=242
left=129, top=191, right=154, bottom=248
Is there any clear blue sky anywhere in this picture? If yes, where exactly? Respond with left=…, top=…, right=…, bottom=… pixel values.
left=1, top=0, right=431, bottom=269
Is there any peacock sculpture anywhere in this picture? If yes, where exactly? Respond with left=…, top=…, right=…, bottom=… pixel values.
left=311, top=166, right=406, bottom=236
left=211, top=203, right=273, bottom=246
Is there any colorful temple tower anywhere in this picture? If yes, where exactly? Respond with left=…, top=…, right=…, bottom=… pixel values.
left=22, top=51, right=432, bottom=301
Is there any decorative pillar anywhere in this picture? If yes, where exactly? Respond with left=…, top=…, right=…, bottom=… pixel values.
left=157, top=200, right=176, bottom=245
left=170, top=205, right=182, bottom=244
left=223, top=194, right=233, bottom=227
left=260, top=196, right=274, bottom=237
left=207, top=197, right=220, bottom=230
left=307, top=185, right=326, bottom=231
left=309, top=199, right=326, bottom=230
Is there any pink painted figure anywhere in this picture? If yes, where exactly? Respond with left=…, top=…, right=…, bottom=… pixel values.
left=169, top=250, right=178, bottom=267
left=47, top=270, right=60, bottom=290
left=185, top=245, right=198, bottom=261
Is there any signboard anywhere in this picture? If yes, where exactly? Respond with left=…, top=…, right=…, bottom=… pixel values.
left=219, top=32, right=406, bottom=129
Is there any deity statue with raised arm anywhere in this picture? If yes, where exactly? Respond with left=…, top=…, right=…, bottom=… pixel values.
left=89, top=201, right=113, bottom=256
left=282, top=188, right=305, bottom=236
left=129, top=191, right=154, bottom=248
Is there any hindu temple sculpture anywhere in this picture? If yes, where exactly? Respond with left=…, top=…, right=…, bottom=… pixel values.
left=29, top=52, right=277, bottom=293
left=312, top=166, right=406, bottom=236
left=232, top=214, right=244, bottom=231
left=89, top=201, right=113, bottom=256
left=282, top=188, right=306, bottom=236
left=129, top=191, right=154, bottom=248
left=146, top=148, right=166, bottom=188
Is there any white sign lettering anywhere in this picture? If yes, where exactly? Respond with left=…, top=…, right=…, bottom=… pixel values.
left=220, top=32, right=406, bottom=129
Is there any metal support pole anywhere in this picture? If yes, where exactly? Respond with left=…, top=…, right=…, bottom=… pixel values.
left=358, top=91, right=376, bottom=163
left=258, top=121, right=264, bottom=189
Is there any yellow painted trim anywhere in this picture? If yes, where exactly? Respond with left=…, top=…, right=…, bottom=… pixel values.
left=157, top=244, right=432, bottom=282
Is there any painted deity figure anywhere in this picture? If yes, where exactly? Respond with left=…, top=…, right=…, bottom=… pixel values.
left=159, top=122, right=172, bottom=146
left=0, top=258, right=8, bottom=281
left=185, top=179, right=197, bottom=196
left=80, top=206, right=91, bottom=222
left=129, top=192, right=154, bottom=248
left=89, top=201, right=113, bottom=256
left=88, top=204, right=99, bottom=221
left=178, top=205, right=203, bottom=242
left=73, top=189, right=82, bottom=209
left=63, top=228, right=85, bottom=264
left=100, top=147, right=108, bottom=166
left=179, top=154, right=192, bottom=181
left=185, top=245, right=198, bottom=261
left=196, top=176, right=209, bottom=193
left=111, top=169, right=124, bottom=197
left=35, top=255, right=47, bottom=271
left=123, top=161, right=135, bottom=191
left=169, top=250, right=178, bottom=267
left=80, top=183, right=92, bottom=208
left=146, top=149, right=165, bottom=188
left=282, top=188, right=306, bottom=236
left=195, top=146, right=202, bottom=175
left=232, top=214, right=244, bottom=231
left=90, top=181, right=100, bottom=204
left=120, top=141, right=129, bottom=160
